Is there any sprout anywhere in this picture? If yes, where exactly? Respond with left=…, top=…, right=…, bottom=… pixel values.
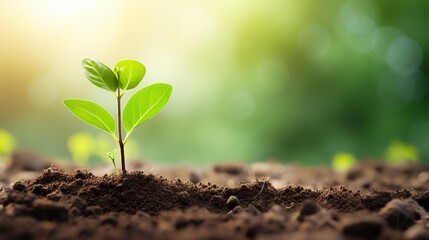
left=103, top=150, right=119, bottom=175
left=332, top=152, right=356, bottom=172
left=0, top=128, right=16, bottom=157
left=384, top=140, right=419, bottom=163
left=64, top=59, right=173, bottom=174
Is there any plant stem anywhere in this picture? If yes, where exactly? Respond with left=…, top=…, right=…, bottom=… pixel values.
left=117, top=88, right=126, bottom=174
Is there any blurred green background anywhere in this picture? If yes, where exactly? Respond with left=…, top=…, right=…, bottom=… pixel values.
left=1, top=0, right=428, bottom=166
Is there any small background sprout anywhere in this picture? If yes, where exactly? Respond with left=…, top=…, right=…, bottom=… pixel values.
left=331, top=152, right=356, bottom=172
left=0, top=128, right=16, bottom=157
left=384, top=140, right=419, bottom=163
left=103, top=149, right=118, bottom=175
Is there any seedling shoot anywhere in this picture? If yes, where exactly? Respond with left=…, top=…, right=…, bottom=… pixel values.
left=64, top=58, right=172, bottom=174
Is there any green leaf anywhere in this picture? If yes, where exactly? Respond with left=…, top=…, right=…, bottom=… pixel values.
left=114, top=60, right=146, bottom=90
left=123, top=83, right=172, bottom=133
left=63, top=99, right=116, bottom=135
left=82, top=58, right=118, bottom=92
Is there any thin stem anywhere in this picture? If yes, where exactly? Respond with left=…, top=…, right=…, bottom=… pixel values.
left=117, top=87, right=126, bottom=174
left=123, top=131, right=132, bottom=144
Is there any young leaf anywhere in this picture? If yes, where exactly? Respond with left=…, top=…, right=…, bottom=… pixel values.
left=123, top=83, right=172, bottom=133
left=82, top=58, right=118, bottom=92
left=114, top=60, right=146, bottom=90
left=63, top=99, right=116, bottom=135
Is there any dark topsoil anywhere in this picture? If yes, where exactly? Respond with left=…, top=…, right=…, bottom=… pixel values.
left=2, top=152, right=429, bottom=239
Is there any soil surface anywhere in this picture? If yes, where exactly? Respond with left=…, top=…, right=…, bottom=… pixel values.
left=1, top=152, right=429, bottom=239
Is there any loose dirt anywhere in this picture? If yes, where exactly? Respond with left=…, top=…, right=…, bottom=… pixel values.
left=1, top=156, right=429, bottom=239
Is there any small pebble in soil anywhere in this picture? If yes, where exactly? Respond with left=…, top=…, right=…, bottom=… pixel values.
left=342, top=216, right=385, bottom=239
left=418, top=172, right=429, bottom=183
left=12, top=180, right=26, bottom=191
left=84, top=206, right=104, bottom=216
left=228, top=206, right=244, bottom=215
left=345, top=168, right=364, bottom=181
left=213, top=163, right=247, bottom=175
left=246, top=204, right=261, bottom=216
left=297, top=200, right=321, bottom=222
left=226, top=195, right=241, bottom=210
left=379, top=199, right=425, bottom=231
left=189, top=171, right=202, bottom=184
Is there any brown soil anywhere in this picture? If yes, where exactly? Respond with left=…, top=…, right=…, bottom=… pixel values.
left=1, top=158, right=429, bottom=239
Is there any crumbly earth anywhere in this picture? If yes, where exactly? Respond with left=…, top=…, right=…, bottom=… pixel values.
left=1, top=151, right=429, bottom=239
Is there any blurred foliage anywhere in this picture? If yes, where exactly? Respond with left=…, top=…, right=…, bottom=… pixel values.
left=0, top=129, right=15, bottom=157
left=68, top=132, right=140, bottom=166
left=332, top=152, right=357, bottom=172
left=1, top=0, right=429, bottom=165
left=67, top=132, right=94, bottom=166
left=384, top=140, right=419, bottom=163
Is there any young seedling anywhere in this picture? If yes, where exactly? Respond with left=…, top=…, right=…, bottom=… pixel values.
left=64, top=58, right=173, bottom=174
left=103, top=149, right=119, bottom=175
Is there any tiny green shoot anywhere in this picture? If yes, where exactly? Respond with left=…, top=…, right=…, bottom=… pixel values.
left=64, top=58, right=173, bottom=174
left=0, top=128, right=16, bottom=157
left=331, top=152, right=356, bottom=172
left=384, top=140, right=419, bottom=163
left=103, top=149, right=118, bottom=175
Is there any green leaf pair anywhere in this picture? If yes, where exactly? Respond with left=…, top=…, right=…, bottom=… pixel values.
left=63, top=58, right=173, bottom=173
left=81, top=58, right=146, bottom=92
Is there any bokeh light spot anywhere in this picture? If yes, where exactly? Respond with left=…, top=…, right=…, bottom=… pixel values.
left=0, top=129, right=16, bottom=156
left=345, top=14, right=374, bottom=34
left=387, top=36, right=422, bottom=75
left=67, top=132, right=95, bottom=166
left=332, top=152, right=356, bottom=172
left=340, top=0, right=376, bottom=21
left=370, top=27, right=402, bottom=60
left=385, top=141, right=419, bottom=163
left=298, top=24, right=332, bottom=59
